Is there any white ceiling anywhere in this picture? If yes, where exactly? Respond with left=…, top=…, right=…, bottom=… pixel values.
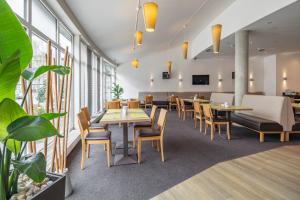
left=197, top=0, right=300, bottom=59
left=66, top=0, right=235, bottom=64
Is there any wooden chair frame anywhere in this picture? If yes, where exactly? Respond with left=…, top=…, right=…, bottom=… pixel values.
left=202, top=104, right=230, bottom=141
left=180, top=99, right=194, bottom=120
left=175, top=98, right=181, bottom=118
left=137, top=109, right=168, bottom=164
left=169, top=96, right=178, bottom=111
left=128, top=100, right=140, bottom=109
left=145, top=95, right=153, bottom=109
left=194, top=101, right=204, bottom=132
left=77, top=112, right=111, bottom=169
left=106, top=101, right=121, bottom=109
left=133, top=105, right=158, bottom=148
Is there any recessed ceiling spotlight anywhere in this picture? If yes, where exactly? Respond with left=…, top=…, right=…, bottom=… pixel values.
left=257, top=48, right=265, bottom=52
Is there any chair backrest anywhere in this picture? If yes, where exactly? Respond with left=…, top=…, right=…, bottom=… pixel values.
left=81, top=107, right=91, bottom=122
left=202, top=104, right=213, bottom=121
left=169, top=96, right=177, bottom=103
left=176, top=98, right=181, bottom=109
left=128, top=100, right=140, bottom=108
left=150, top=105, right=158, bottom=126
left=107, top=101, right=121, bottom=109
left=77, top=111, right=89, bottom=138
left=180, top=99, right=186, bottom=110
left=157, top=109, right=168, bottom=136
left=193, top=101, right=202, bottom=115
left=145, top=95, right=153, bottom=104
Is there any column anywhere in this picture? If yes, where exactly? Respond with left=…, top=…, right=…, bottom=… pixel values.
left=235, top=30, right=249, bottom=105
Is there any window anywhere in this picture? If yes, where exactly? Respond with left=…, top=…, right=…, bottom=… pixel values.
left=59, top=24, right=72, bottom=50
left=102, top=61, right=115, bottom=103
left=6, top=0, right=25, bottom=18
left=32, top=0, right=57, bottom=41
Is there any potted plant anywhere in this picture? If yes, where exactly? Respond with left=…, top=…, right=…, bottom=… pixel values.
left=111, top=83, right=124, bottom=100
left=0, top=1, right=70, bottom=199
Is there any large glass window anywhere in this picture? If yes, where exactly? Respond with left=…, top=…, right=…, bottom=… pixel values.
left=6, top=0, right=25, bottom=18
left=32, top=0, right=57, bottom=41
left=59, top=24, right=72, bottom=50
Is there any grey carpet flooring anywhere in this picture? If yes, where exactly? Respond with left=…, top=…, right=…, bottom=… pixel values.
left=67, top=110, right=300, bottom=200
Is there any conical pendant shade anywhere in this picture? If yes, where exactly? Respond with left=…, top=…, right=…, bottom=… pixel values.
left=212, top=24, right=222, bottom=53
left=182, top=42, right=188, bottom=59
left=131, top=58, right=139, bottom=69
left=143, top=2, right=158, bottom=32
left=167, top=61, right=172, bottom=74
left=135, top=31, right=143, bottom=46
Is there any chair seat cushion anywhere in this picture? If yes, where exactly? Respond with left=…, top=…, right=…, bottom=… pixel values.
left=134, top=121, right=152, bottom=128
left=86, top=131, right=111, bottom=140
left=211, top=117, right=229, bottom=123
left=231, top=113, right=283, bottom=132
left=138, top=129, right=160, bottom=137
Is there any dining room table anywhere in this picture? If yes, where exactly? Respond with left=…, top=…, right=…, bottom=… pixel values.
left=210, top=104, right=253, bottom=137
left=100, top=108, right=150, bottom=165
left=183, top=98, right=210, bottom=104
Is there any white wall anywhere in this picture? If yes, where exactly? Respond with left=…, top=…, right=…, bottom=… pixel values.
left=117, top=46, right=264, bottom=98
left=276, top=52, right=300, bottom=95
left=263, top=55, right=277, bottom=96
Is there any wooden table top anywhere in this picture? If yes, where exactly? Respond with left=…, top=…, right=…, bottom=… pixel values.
left=100, top=109, right=150, bottom=124
left=292, top=103, right=300, bottom=109
left=210, top=104, right=253, bottom=111
left=183, top=99, right=210, bottom=103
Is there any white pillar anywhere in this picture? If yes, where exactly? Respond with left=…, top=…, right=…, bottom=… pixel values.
left=235, top=30, right=249, bottom=105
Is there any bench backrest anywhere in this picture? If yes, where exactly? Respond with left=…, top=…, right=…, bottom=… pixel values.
left=210, top=93, right=234, bottom=105
left=239, top=95, right=295, bottom=131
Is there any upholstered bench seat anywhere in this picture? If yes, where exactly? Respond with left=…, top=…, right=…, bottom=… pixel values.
left=292, top=121, right=300, bottom=131
left=153, top=101, right=169, bottom=108
left=232, top=113, right=283, bottom=132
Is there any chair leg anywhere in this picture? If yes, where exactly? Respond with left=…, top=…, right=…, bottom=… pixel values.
left=204, top=122, right=207, bottom=135
left=133, top=128, right=136, bottom=148
left=218, top=124, right=221, bottom=135
left=226, top=123, right=231, bottom=140
left=160, top=140, right=165, bottom=162
left=87, top=144, right=90, bottom=158
left=210, top=124, right=214, bottom=141
left=138, top=139, right=142, bottom=164
left=194, top=116, right=197, bottom=128
left=106, top=142, right=111, bottom=167
left=156, top=140, right=160, bottom=152
left=259, top=132, right=265, bottom=143
left=280, top=132, right=285, bottom=142
left=199, top=118, right=202, bottom=132
left=183, top=111, right=186, bottom=120
left=81, top=141, right=86, bottom=170
left=285, top=132, right=290, bottom=142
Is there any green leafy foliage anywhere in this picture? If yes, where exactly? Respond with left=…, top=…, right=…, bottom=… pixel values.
left=0, top=50, right=21, bottom=103
left=7, top=116, right=62, bottom=141
left=39, top=112, right=67, bottom=120
left=22, top=65, right=71, bottom=81
left=12, top=153, right=46, bottom=183
left=111, top=83, right=124, bottom=99
left=0, top=99, right=27, bottom=153
left=0, top=0, right=32, bottom=71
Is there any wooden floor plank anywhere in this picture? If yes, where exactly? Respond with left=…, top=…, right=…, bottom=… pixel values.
left=152, top=145, right=300, bottom=200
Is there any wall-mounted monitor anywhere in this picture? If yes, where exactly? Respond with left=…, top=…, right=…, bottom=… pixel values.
left=192, top=75, right=209, bottom=85
left=162, top=72, right=170, bottom=79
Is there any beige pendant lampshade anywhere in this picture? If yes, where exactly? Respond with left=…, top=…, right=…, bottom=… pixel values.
left=143, top=2, right=158, bottom=32
left=131, top=58, right=139, bottom=69
left=212, top=24, right=222, bottom=53
left=135, top=31, right=143, bottom=45
left=167, top=61, right=172, bottom=74
left=182, top=41, right=188, bottom=59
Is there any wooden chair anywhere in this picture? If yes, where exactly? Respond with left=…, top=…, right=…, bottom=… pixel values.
left=81, top=107, right=107, bottom=130
left=133, top=105, right=158, bottom=148
left=193, top=101, right=204, bottom=132
left=202, top=104, right=230, bottom=141
left=180, top=99, right=194, bottom=120
left=106, top=101, right=121, bottom=109
left=169, top=96, right=177, bottom=111
left=175, top=98, right=181, bottom=118
left=145, top=95, right=153, bottom=109
left=77, top=111, right=112, bottom=169
left=137, top=109, right=168, bottom=164
left=128, top=100, right=140, bottom=109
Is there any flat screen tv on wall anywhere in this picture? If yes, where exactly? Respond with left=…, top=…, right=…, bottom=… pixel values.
left=192, top=75, right=209, bottom=85
left=162, top=72, right=170, bottom=79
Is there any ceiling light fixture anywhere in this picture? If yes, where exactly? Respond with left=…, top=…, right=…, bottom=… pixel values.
left=143, top=2, right=158, bottom=32
left=131, top=58, right=139, bottom=69
left=212, top=24, right=222, bottom=54
left=135, top=31, right=143, bottom=46
left=182, top=41, right=189, bottom=59
left=167, top=61, right=172, bottom=74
